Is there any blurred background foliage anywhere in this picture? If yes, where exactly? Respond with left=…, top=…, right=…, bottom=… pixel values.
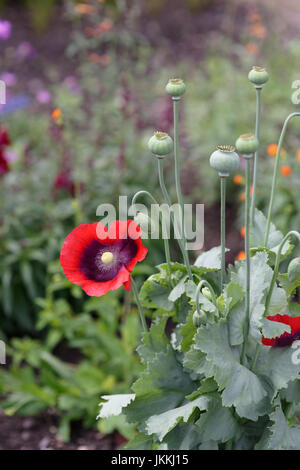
left=1, top=0, right=300, bottom=443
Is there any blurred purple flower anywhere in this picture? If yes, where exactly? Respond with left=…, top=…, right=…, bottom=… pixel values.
left=5, top=150, right=19, bottom=163
left=64, top=76, right=81, bottom=93
left=36, top=89, right=52, bottom=104
left=16, top=41, right=34, bottom=59
left=1, top=72, right=17, bottom=87
left=0, top=20, right=11, bottom=40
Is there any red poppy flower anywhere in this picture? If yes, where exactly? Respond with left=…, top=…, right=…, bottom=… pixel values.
left=0, top=128, right=10, bottom=147
left=60, top=220, right=147, bottom=296
left=0, top=150, right=9, bottom=176
left=262, top=314, right=300, bottom=347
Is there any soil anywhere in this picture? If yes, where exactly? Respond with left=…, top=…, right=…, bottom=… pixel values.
left=0, top=409, right=124, bottom=450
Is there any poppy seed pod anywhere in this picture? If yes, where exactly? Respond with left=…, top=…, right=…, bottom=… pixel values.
left=248, top=66, right=269, bottom=86
left=288, top=257, right=300, bottom=282
left=148, top=131, right=173, bottom=157
left=165, top=78, right=186, bottom=98
left=235, top=133, right=259, bottom=156
left=193, top=310, right=206, bottom=327
left=209, top=145, right=240, bottom=177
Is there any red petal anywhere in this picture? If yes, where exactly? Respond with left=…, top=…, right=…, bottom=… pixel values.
left=60, top=222, right=105, bottom=284
left=262, top=314, right=300, bottom=346
left=81, top=267, right=130, bottom=296
left=124, top=277, right=131, bottom=291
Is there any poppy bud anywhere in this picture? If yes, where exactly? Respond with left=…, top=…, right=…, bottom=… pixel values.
left=193, top=309, right=206, bottom=327
left=209, top=145, right=240, bottom=177
left=288, top=257, right=300, bottom=282
left=134, top=212, right=152, bottom=233
left=248, top=66, right=269, bottom=86
left=235, top=133, right=259, bottom=157
left=148, top=131, right=173, bottom=157
left=202, top=286, right=213, bottom=301
left=165, top=78, right=186, bottom=98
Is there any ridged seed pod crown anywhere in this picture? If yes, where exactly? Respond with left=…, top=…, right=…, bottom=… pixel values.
left=235, top=133, right=259, bottom=156
left=209, top=145, right=240, bottom=176
left=248, top=66, right=269, bottom=86
left=288, top=257, right=300, bottom=282
left=148, top=132, right=173, bottom=157
left=165, top=78, right=186, bottom=97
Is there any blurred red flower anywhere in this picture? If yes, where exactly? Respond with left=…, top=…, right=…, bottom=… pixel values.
left=0, top=127, right=11, bottom=176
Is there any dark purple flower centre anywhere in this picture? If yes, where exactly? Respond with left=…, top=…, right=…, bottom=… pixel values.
left=79, top=238, right=138, bottom=282
left=274, top=328, right=300, bottom=347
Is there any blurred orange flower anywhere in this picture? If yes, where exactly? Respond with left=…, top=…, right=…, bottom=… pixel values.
left=233, top=174, right=244, bottom=185
left=280, top=165, right=292, bottom=177
left=75, top=4, right=95, bottom=14
left=99, top=19, right=113, bottom=33
left=249, top=11, right=262, bottom=24
left=52, top=108, right=62, bottom=120
left=98, top=54, right=111, bottom=66
left=240, top=226, right=245, bottom=239
left=236, top=251, right=246, bottom=261
left=267, top=144, right=286, bottom=158
left=250, top=23, right=266, bottom=39
left=297, top=149, right=300, bottom=163
left=238, top=192, right=245, bottom=202
left=250, top=185, right=253, bottom=197
left=267, top=144, right=278, bottom=157
left=245, top=43, right=259, bottom=56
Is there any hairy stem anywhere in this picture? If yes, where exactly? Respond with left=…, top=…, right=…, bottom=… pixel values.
left=250, top=87, right=261, bottom=226
left=131, top=190, right=173, bottom=286
left=131, top=276, right=147, bottom=332
left=157, top=159, right=193, bottom=280
left=264, top=112, right=300, bottom=246
left=220, top=177, right=226, bottom=289
left=241, top=158, right=252, bottom=366
left=173, top=99, right=192, bottom=270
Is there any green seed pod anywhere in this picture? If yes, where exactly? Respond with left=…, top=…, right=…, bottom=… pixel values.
left=202, top=286, right=213, bottom=301
left=134, top=212, right=152, bottom=233
left=235, top=133, right=259, bottom=156
left=148, top=131, right=173, bottom=157
left=288, top=257, right=300, bottom=282
left=209, top=145, right=240, bottom=177
left=193, top=310, right=206, bottom=327
left=248, top=66, right=269, bottom=86
left=165, top=78, right=186, bottom=98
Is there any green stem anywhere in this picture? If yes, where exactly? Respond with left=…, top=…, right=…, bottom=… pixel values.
left=131, top=190, right=173, bottom=286
left=132, top=190, right=158, bottom=207
left=195, top=280, right=217, bottom=314
left=241, top=158, right=252, bottom=366
left=157, top=159, right=193, bottom=280
left=265, top=230, right=300, bottom=313
left=130, top=276, right=147, bottom=332
left=220, top=177, right=226, bottom=289
left=173, top=99, right=191, bottom=267
left=264, top=112, right=300, bottom=246
left=251, top=229, right=300, bottom=371
left=250, top=87, right=261, bottom=226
